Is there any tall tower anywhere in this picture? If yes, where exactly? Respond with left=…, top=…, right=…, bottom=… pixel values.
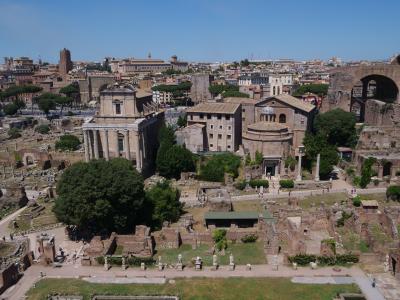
left=59, top=48, right=73, bottom=76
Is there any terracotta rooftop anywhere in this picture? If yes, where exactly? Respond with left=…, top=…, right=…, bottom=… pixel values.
left=187, top=102, right=240, bottom=114
left=260, top=94, right=315, bottom=113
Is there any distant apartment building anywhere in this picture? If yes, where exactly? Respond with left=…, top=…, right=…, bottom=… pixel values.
left=152, top=90, right=173, bottom=104
left=190, top=74, right=214, bottom=103
left=238, top=73, right=267, bottom=86
left=170, top=55, right=189, bottom=72
left=185, top=102, right=242, bottom=152
left=110, top=57, right=170, bottom=75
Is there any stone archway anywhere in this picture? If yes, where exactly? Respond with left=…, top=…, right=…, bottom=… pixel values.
left=23, top=153, right=35, bottom=166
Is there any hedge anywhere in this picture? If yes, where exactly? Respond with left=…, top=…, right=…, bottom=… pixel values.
left=279, top=179, right=294, bottom=189
left=241, top=234, right=258, bottom=243
left=234, top=181, right=247, bottom=190
left=249, top=179, right=269, bottom=188
left=288, top=253, right=359, bottom=266
left=387, top=185, right=400, bottom=201
left=96, top=256, right=156, bottom=266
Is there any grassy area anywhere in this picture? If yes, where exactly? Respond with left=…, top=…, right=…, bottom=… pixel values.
left=0, top=242, right=16, bottom=256
left=233, top=199, right=264, bottom=212
left=26, top=277, right=361, bottom=300
left=358, top=193, right=400, bottom=207
left=337, top=229, right=370, bottom=253
left=299, top=192, right=348, bottom=209
left=156, top=242, right=266, bottom=266
left=114, top=244, right=124, bottom=255
left=9, top=199, right=58, bottom=233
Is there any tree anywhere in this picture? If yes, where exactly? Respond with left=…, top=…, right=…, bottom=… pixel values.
left=240, top=59, right=250, bottom=67
left=157, top=145, right=195, bottom=179
left=314, top=109, right=357, bottom=147
left=38, top=95, right=56, bottom=118
left=59, top=83, right=80, bottom=106
left=208, top=84, right=239, bottom=96
left=386, top=185, right=400, bottom=201
left=145, top=180, right=182, bottom=229
left=222, top=90, right=249, bottom=98
left=200, top=153, right=241, bottom=182
left=3, top=103, right=19, bottom=116
left=13, top=99, right=26, bottom=114
left=293, top=84, right=329, bottom=96
left=35, top=124, right=50, bottom=134
left=303, top=133, right=339, bottom=179
left=54, top=158, right=146, bottom=234
left=359, top=157, right=377, bottom=188
left=55, top=134, right=81, bottom=151
left=8, top=128, right=21, bottom=139
left=55, top=95, right=73, bottom=115
left=177, top=114, right=187, bottom=127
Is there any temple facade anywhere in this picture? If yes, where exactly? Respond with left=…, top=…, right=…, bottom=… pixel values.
left=82, top=83, right=164, bottom=174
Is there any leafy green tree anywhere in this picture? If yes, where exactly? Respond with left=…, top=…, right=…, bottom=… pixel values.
left=145, top=180, right=182, bottom=229
left=38, top=95, right=57, bottom=118
left=55, top=134, right=81, bottom=151
left=240, top=59, right=250, bottom=67
left=8, top=128, right=21, bottom=139
left=177, top=114, right=187, bottom=127
left=200, top=153, right=241, bottom=182
left=3, top=103, right=19, bottom=116
left=222, top=90, right=249, bottom=98
left=208, top=84, right=239, bottom=96
left=314, top=109, right=357, bottom=147
left=157, top=145, right=195, bottom=179
left=293, top=84, right=329, bottom=96
left=254, top=150, right=263, bottom=165
left=55, top=95, right=73, bottom=115
left=387, top=185, right=400, bottom=201
left=54, top=158, right=145, bottom=233
left=303, top=133, right=339, bottom=179
left=360, top=157, right=377, bottom=188
left=13, top=99, right=26, bottom=113
left=35, top=124, right=50, bottom=134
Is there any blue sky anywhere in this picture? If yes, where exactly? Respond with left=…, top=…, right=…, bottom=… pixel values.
left=0, top=0, right=399, bottom=63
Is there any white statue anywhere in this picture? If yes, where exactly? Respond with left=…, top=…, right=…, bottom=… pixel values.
left=178, top=254, right=182, bottom=264
left=229, top=254, right=234, bottom=265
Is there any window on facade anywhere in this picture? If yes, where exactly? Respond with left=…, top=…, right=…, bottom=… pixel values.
left=210, top=143, right=213, bottom=148
left=242, top=108, right=246, bottom=112
left=190, top=115, right=193, bottom=120
left=225, top=115, right=230, bottom=120
left=217, top=115, right=222, bottom=120
left=115, top=103, right=121, bottom=115
left=227, top=134, right=231, bottom=140
left=200, top=114, right=204, bottom=119
left=210, top=124, right=214, bottom=129
left=218, top=134, right=222, bottom=139
left=227, top=145, right=231, bottom=149
left=207, top=114, right=211, bottom=119
left=209, top=133, right=213, bottom=139
left=228, top=126, right=232, bottom=130
left=279, top=114, right=286, bottom=123
left=277, top=87, right=280, bottom=95
left=219, top=125, right=223, bottom=129
left=273, top=87, right=276, bottom=95
left=118, top=134, right=124, bottom=153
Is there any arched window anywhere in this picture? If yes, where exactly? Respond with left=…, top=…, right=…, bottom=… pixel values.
left=279, top=114, right=286, bottom=123
left=273, top=86, right=276, bottom=95
left=277, top=86, right=280, bottom=95
left=117, top=133, right=124, bottom=154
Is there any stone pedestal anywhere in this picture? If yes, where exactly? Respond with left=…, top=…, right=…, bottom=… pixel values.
left=229, top=263, right=235, bottom=271
left=176, top=263, right=183, bottom=271
left=246, top=264, right=252, bottom=271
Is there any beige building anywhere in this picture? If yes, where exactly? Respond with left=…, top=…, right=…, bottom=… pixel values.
left=242, top=94, right=315, bottom=176
left=185, top=102, right=242, bottom=152
left=82, top=83, right=164, bottom=174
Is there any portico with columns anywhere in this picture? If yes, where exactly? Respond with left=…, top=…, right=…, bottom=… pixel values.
left=82, top=83, right=164, bottom=174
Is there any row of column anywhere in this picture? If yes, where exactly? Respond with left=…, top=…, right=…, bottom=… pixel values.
left=83, top=129, right=143, bottom=171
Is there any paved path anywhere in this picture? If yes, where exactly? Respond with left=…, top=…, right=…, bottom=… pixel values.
left=1, top=264, right=386, bottom=300
left=0, top=206, right=26, bottom=238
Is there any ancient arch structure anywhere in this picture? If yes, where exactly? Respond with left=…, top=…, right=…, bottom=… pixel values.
left=323, top=61, right=400, bottom=122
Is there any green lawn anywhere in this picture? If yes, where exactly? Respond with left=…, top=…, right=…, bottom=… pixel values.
left=26, top=277, right=361, bottom=300
left=156, top=242, right=266, bottom=266
left=299, top=193, right=348, bottom=209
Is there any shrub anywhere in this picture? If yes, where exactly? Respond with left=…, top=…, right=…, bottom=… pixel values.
left=200, top=153, right=241, bottom=182
left=241, top=234, right=258, bottom=243
left=35, top=124, right=50, bottom=134
left=8, top=128, right=21, bottom=139
left=336, top=211, right=352, bottom=227
left=353, top=176, right=361, bottom=187
left=386, top=185, right=400, bottom=201
left=249, top=179, right=269, bottom=188
left=213, top=229, right=228, bottom=251
left=96, top=256, right=155, bottom=266
left=373, top=179, right=380, bottom=186
left=3, top=103, right=19, bottom=116
left=336, top=254, right=359, bottom=264
left=352, top=196, right=361, bottom=207
left=288, top=254, right=317, bottom=266
left=55, top=134, right=81, bottom=151
left=279, top=179, right=294, bottom=189
left=317, top=255, right=336, bottom=266
left=234, top=181, right=247, bottom=190
left=285, top=156, right=296, bottom=171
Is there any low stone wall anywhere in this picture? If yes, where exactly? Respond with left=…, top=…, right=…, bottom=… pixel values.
left=359, top=253, right=383, bottom=264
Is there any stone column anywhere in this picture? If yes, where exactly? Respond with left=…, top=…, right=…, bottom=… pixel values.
left=93, top=130, right=99, bottom=159
left=378, top=165, right=383, bottom=179
left=103, top=130, right=109, bottom=161
left=296, top=153, right=302, bottom=181
left=83, top=130, right=90, bottom=162
left=115, top=130, right=120, bottom=157
left=89, top=131, right=94, bottom=159
left=124, top=131, right=131, bottom=160
left=315, top=153, right=320, bottom=182
left=134, top=132, right=141, bottom=171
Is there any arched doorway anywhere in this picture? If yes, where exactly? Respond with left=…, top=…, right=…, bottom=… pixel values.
left=351, top=75, right=399, bottom=121
left=25, top=155, right=34, bottom=165
left=383, top=161, right=392, bottom=177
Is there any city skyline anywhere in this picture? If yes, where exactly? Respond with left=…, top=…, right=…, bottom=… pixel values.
left=0, top=0, right=399, bottom=63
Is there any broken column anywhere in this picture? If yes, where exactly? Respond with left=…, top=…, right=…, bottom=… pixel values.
left=315, top=153, right=320, bottom=182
